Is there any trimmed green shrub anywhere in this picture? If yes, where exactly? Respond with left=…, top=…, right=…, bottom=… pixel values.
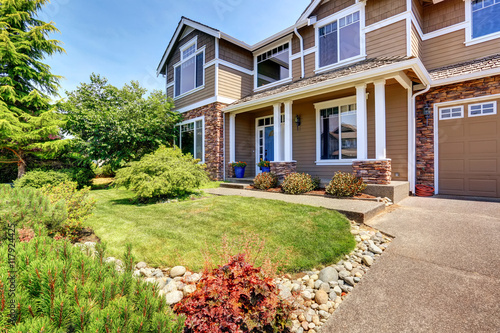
left=0, top=237, right=185, bottom=332
left=114, top=146, right=209, bottom=200
left=281, top=173, right=315, bottom=195
left=312, top=176, right=321, bottom=190
left=253, top=172, right=278, bottom=190
left=326, top=171, right=367, bottom=197
left=60, top=167, right=95, bottom=188
left=13, top=170, right=71, bottom=188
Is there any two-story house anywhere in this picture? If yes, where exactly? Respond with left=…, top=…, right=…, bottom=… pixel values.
left=157, top=0, right=500, bottom=199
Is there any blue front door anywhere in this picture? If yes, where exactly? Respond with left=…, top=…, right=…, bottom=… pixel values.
left=265, top=126, right=274, bottom=161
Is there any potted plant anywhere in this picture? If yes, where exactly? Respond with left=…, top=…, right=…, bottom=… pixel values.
left=230, top=161, right=247, bottom=178
left=257, top=159, right=271, bottom=173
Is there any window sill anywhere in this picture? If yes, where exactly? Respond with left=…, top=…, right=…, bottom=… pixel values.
left=315, top=160, right=354, bottom=166
left=465, top=31, right=500, bottom=46
left=174, top=85, right=205, bottom=100
left=254, top=77, right=293, bottom=93
left=315, top=55, right=366, bottom=75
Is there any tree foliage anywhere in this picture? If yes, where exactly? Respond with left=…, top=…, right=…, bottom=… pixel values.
left=0, top=0, right=67, bottom=178
left=62, top=74, right=182, bottom=169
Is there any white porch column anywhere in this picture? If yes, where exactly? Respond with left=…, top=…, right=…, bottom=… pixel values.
left=283, top=101, right=293, bottom=162
left=229, top=112, right=236, bottom=162
left=273, top=103, right=282, bottom=162
left=355, top=84, right=368, bottom=160
left=374, top=79, right=387, bottom=159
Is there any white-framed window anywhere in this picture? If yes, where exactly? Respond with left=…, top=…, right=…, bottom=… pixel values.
left=174, top=38, right=204, bottom=98
left=176, top=117, right=204, bottom=162
left=439, top=106, right=464, bottom=120
left=317, top=10, right=362, bottom=70
left=315, top=96, right=358, bottom=164
left=471, top=0, right=500, bottom=39
left=468, top=101, right=497, bottom=117
left=256, top=43, right=290, bottom=88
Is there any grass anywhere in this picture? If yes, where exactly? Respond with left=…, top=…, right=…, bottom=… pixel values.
left=87, top=187, right=355, bottom=272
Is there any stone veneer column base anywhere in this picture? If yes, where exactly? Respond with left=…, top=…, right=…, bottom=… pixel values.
left=227, top=163, right=235, bottom=178
left=270, top=162, right=297, bottom=182
left=353, top=160, right=392, bottom=185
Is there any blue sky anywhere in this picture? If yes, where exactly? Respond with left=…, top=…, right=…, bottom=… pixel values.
left=40, top=0, right=311, bottom=97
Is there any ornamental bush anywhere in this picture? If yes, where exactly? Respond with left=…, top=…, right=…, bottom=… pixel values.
left=253, top=172, right=278, bottom=190
left=13, top=170, right=71, bottom=188
left=114, top=146, right=209, bottom=200
left=0, top=237, right=184, bottom=332
left=174, top=254, right=292, bottom=333
left=281, top=173, right=315, bottom=195
left=325, top=171, right=367, bottom=197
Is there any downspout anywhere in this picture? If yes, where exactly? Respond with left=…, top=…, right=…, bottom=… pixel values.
left=294, top=27, right=305, bottom=79
left=411, top=83, right=431, bottom=195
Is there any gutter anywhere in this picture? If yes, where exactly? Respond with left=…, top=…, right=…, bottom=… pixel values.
left=294, top=27, right=305, bottom=79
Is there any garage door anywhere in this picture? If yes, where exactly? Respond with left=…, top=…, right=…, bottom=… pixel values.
left=438, top=100, right=500, bottom=198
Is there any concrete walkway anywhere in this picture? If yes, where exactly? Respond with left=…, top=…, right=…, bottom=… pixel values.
left=320, top=196, right=500, bottom=333
left=206, top=187, right=385, bottom=223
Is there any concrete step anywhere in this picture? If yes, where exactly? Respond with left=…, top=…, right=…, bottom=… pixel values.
left=220, top=182, right=248, bottom=189
left=226, top=177, right=254, bottom=185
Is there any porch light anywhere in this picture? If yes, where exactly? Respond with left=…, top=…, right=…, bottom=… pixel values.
left=423, top=102, right=432, bottom=126
left=295, top=115, right=301, bottom=130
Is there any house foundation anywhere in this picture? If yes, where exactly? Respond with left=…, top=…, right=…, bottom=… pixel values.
left=353, top=160, right=392, bottom=185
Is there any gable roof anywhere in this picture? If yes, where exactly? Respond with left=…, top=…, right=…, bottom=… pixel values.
left=297, top=0, right=321, bottom=23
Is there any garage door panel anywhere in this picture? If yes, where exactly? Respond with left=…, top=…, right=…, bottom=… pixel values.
left=440, top=142, right=464, bottom=154
left=469, top=159, right=497, bottom=173
left=440, top=159, right=465, bottom=172
left=440, top=178, right=465, bottom=192
left=468, top=179, right=497, bottom=194
left=440, top=124, right=464, bottom=137
left=469, top=140, right=497, bottom=154
left=469, top=122, right=497, bottom=137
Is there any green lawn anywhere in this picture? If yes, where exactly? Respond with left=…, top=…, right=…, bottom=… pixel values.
left=87, top=188, right=355, bottom=272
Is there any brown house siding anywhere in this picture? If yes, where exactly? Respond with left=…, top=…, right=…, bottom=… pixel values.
left=292, top=25, right=315, bottom=55
left=422, top=0, right=464, bottom=34
left=386, top=84, right=409, bottom=181
left=366, top=20, right=407, bottom=58
left=423, top=29, right=500, bottom=70
left=412, top=0, right=424, bottom=29
left=219, top=39, right=253, bottom=71
left=411, top=22, right=423, bottom=59
left=225, top=112, right=257, bottom=178
left=218, top=65, right=253, bottom=100
left=366, top=0, right=406, bottom=26
left=172, top=65, right=216, bottom=110
left=311, top=0, right=356, bottom=21
left=304, top=53, right=316, bottom=78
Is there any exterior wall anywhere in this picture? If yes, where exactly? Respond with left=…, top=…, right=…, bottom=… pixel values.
left=226, top=112, right=256, bottom=178
left=311, top=0, right=356, bottom=21
left=412, top=0, right=424, bottom=29
left=218, top=65, right=253, bottom=100
left=415, top=75, right=500, bottom=187
left=423, top=29, right=500, bottom=70
left=353, top=160, right=392, bottom=185
left=219, top=39, right=253, bottom=70
left=366, top=20, right=407, bottom=58
left=172, top=65, right=216, bottom=110
left=410, top=22, right=423, bottom=59
left=292, top=25, right=315, bottom=55
left=422, top=0, right=464, bottom=33
left=365, top=0, right=406, bottom=26
left=181, top=102, right=227, bottom=181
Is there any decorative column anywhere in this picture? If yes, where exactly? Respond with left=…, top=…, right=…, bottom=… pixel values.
left=273, top=103, right=282, bottom=162
left=229, top=113, right=235, bottom=163
left=374, top=79, right=387, bottom=159
left=283, top=100, right=293, bottom=162
left=355, top=84, right=367, bottom=160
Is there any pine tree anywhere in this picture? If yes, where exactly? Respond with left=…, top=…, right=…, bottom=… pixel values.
left=0, top=0, right=66, bottom=178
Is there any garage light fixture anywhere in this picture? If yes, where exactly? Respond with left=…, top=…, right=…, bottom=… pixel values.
left=423, top=102, right=432, bottom=126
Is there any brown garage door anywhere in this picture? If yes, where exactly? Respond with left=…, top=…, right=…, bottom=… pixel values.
left=438, top=101, right=500, bottom=198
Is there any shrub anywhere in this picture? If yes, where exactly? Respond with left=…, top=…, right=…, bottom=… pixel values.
left=93, top=163, right=115, bottom=177
left=60, top=167, right=95, bottom=188
left=40, top=181, right=96, bottom=242
left=174, top=254, right=292, bottom=333
left=281, top=173, right=315, bottom=195
left=326, top=171, right=367, bottom=197
left=312, top=176, right=321, bottom=190
left=253, top=172, right=278, bottom=190
left=0, top=237, right=184, bottom=332
left=13, top=170, right=71, bottom=188
left=0, top=186, right=67, bottom=242
left=114, top=146, right=209, bottom=200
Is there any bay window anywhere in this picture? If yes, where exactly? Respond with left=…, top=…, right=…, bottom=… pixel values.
left=174, top=40, right=204, bottom=97
left=471, top=0, right=500, bottom=39
left=177, top=118, right=204, bottom=161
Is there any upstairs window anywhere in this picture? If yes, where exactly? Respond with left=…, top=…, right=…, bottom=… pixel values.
left=318, top=11, right=360, bottom=68
left=174, top=41, right=204, bottom=97
left=256, top=43, right=290, bottom=87
left=472, top=0, right=500, bottom=39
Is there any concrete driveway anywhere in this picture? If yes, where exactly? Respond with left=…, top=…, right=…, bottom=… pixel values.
left=320, top=196, right=500, bottom=333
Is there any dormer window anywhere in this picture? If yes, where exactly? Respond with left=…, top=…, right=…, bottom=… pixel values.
left=471, top=0, right=500, bottom=39
left=256, top=43, right=290, bottom=88
left=174, top=38, right=204, bottom=98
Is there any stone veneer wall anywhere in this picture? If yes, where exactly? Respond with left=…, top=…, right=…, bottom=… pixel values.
left=181, top=102, right=227, bottom=181
left=270, top=162, right=297, bottom=182
left=353, top=160, right=392, bottom=185
left=415, top=75, right=500, bottom=187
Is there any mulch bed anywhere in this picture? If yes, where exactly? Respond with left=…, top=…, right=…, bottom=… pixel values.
left=246, top=186, right=377, bottom=200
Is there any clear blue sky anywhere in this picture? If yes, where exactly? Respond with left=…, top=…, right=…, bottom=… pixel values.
left=40, top=0, right=311, bottom=97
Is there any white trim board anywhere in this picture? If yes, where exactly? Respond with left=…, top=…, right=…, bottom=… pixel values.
left=173, top=96, right=236, bottom=114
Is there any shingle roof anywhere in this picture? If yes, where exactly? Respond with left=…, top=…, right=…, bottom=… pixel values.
left=429, top=54, right=500, bottom=80
left=232, top=56, right=410, bottom=106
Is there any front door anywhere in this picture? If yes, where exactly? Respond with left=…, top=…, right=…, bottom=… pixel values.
left=264, top=127, right=274, bottom=161
left=256, top=116, right=276, bottom=175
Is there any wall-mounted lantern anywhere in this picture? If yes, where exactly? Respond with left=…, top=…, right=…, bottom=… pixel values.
left=295, top=115, right=301, bottom=130
left=423, top=102, right=432, bottom=126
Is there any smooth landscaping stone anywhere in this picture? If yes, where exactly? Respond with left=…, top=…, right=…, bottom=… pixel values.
left=318, top=267, right=338, bottom=282
left=170, top=266, right=186, bottom=278
left=362, top=255, right=374, bottom=266
left=135, top=262, right=147, bottom=269
left=165, top=291, right=183, bottom=305
left=315, top=290, right=329, bottom=305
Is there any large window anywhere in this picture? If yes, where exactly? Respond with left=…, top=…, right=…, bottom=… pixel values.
left=472, top=0, right=500, bottom=39
left=177, top=118, right=204, bottom=161
left=174, top=40, right=204, bottom=97
left=318, top=11, right=360, bottom=68
left=256, top=43, right=290, bottom=87
left=316, top=98, right=357, bottom=163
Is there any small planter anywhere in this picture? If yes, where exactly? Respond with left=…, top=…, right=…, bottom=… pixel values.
left=234, top=166, right=246, bottom=178
left=260, top=166, right=271, bottom=173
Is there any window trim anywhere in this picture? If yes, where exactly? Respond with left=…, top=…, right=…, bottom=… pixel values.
left=173, top=37, right=206, bottom=99
left=315, top=96, right=358, bottom=166
left=253, top=38, right=293, bottom=91
left=177, top=116, right=205, bottom=163
left=465, top=0, right=500, bottom=46
left=468, top=101, right=497, bottom=117
left=439, top=106, right=464, bottom=120
left=314, top=3, right=366, bottom=73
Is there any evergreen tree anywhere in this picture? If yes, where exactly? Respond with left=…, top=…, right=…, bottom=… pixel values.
left=0, top=0, right=66, bottom=178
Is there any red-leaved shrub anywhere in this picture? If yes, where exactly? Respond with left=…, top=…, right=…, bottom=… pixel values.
left=174, top=254, right=293, bottom=333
